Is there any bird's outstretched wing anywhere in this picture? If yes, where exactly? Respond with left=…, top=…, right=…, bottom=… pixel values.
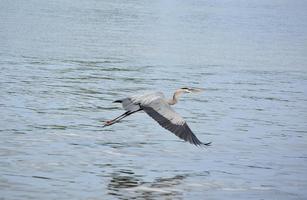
left=139, top=97, right=210, bottom=146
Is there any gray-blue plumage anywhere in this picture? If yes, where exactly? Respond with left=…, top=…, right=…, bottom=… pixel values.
left=105, top=88, right=211, bottom=146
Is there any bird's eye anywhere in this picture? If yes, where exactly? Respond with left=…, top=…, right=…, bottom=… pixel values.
left=181, top=87, right=189, bottom=90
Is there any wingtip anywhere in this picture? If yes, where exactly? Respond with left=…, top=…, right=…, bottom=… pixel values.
left=203, top=141, right=212, bottom=146
left=194, top=141, right=211, bottom=148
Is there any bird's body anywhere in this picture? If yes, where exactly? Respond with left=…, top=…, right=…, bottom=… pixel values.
left=104, top=88, right=211, bottom=146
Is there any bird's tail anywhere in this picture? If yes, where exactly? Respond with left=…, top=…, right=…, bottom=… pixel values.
left=113, top=98, right=141, bottom=112
left=113, top=100, right=122, bottom=103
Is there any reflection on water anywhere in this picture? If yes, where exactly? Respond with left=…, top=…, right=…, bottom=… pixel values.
left=107, top=169, right=200, bottom=199
left=1, top=0, right=307, bottom=199
left=108, top=169, right=140, bottom=198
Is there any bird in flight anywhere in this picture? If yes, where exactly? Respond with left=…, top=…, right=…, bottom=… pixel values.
left=103, top=87, right=211, bottom=146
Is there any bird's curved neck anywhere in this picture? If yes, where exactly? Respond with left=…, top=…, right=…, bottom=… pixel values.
left=168, top=90, right=184, bottom=105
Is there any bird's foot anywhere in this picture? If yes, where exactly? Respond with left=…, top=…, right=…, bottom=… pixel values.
left=103, top=120, right=113, bottom=127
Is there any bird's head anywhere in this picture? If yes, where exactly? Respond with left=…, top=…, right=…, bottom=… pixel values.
left=180, top=87, right=205, bottom=94
left=170, top=87, right=205, bottom=105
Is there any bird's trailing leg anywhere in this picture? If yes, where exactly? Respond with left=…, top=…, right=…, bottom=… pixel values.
left=103, top=109, right=142, bottom=127
left=103, top=111, right=130, bottom=127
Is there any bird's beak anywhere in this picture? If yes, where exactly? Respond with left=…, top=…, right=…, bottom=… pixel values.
left=190, top=88, right=205, bottom=93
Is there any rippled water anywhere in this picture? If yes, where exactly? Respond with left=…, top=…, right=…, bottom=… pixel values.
left=1, top=0, right=307, bottom=199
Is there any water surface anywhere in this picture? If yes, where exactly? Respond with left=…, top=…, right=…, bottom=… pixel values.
left=1, top=0, right=307, bottom=199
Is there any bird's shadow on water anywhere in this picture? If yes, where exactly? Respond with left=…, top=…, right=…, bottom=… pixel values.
left=106, top=169, right=185, bottom=199
left=106, top=168, right=210, bottom=199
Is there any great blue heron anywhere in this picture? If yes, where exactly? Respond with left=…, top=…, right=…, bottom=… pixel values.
left=103, top=87, right=211, bottom=146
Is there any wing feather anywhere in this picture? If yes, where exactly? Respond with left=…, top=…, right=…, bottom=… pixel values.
left=140, top=98, right=205, bottom=146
